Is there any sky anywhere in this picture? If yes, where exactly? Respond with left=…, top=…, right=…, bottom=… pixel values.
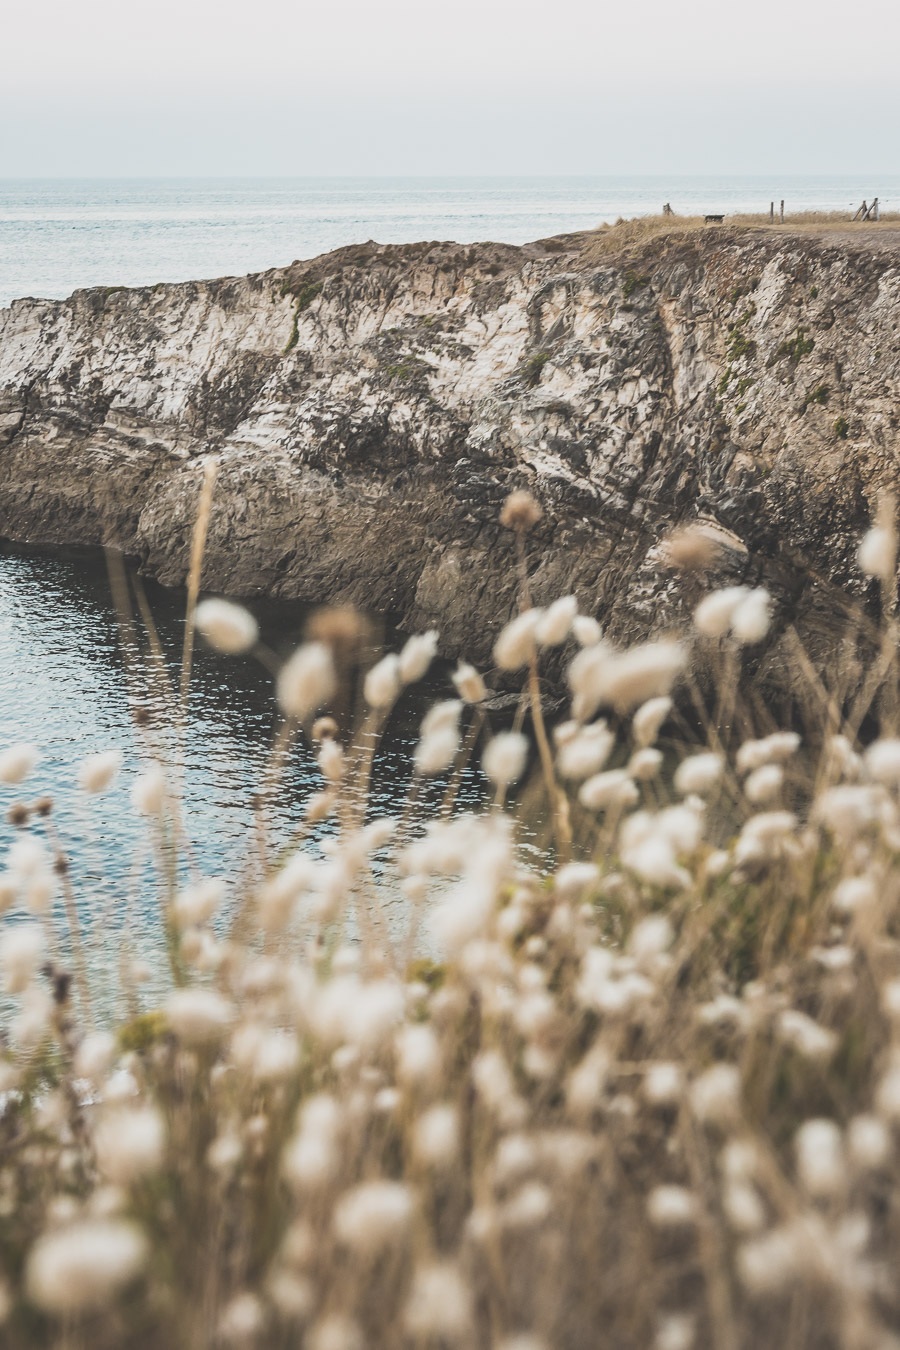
left=2, top=0, right=898, bottom=176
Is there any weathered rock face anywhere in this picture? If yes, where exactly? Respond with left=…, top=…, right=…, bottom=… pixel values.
left=0, top=228, right=898, bottom=673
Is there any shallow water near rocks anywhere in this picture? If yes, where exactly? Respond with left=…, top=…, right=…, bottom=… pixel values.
left=0, top=546, right=512, bottom=996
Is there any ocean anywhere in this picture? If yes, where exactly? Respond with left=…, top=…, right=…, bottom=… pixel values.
left=2, top=174, right=899, bottom=309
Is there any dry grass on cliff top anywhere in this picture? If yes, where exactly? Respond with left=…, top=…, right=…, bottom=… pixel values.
left=7, top=476, right=900, bottom=1349
left=584, top=209, right=900, bottom=261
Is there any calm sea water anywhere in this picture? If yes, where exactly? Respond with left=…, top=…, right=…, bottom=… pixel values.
left=2, top=175, right=900, bottom=307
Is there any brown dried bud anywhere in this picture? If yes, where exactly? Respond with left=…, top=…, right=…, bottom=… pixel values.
left=7, top=803, right=30, bottom=828
left=662, top=526, right=720, bottom=573
left=500, top=489, right=543, bottom=532
left=311, top=716, right=339, bottom=742
left=33, top=796, right=54, bottom=817
left=305, top=605, right=373, bottom=659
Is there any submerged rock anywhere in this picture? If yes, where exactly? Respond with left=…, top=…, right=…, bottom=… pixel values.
left=0, top=227, right=897, bottom=678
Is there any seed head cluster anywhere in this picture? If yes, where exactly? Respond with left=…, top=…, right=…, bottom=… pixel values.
left=3, top=510, right=900, bottom=1349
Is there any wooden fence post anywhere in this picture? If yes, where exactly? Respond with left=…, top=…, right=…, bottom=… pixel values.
left=780, top=200, right=784, bottom=224
left=769, top=201, right=774, bottom=223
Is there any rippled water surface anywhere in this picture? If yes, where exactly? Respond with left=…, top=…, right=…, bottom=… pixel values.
left=3, top=175, right=900, bottom=307
left=0, top=548, right=492, bottom=989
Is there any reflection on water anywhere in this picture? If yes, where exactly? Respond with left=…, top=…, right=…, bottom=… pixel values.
left=0, top=546, right=496, bottom=994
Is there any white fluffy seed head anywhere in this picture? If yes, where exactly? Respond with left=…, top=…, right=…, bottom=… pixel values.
left=399, top=631, right=439, bottom=684
left=674, top=753, right=723, bottom=797
left=413, top=1104, right=460, bottom=1168
left=333, top=1181, right=415, bottom=1251
left=404, top=1263, right=472, bottom=1341
left=745, top=763, right=783, bottom=804
left=795, top=1118, right=845, bottom=1197
left=94, top=1107, right=165, bottom=1184
left=557, top=723, right=615, bottom=780
left=364, top=653, right=402, bottom=709
left=572, top=614, right=602, bottom=647
left=308, top=1314, right=364, bottom=1350
left=452, top=662, right=486, bottom=703
left=131, top=763, right=167, bottom=815
left=865, top=738, right=900, bottom=786
left=494, top=609, right=541, bottom=671
left=25, top=1220, right=148, bottom=1314
left=730, top=588, right=771, bottom=644
left=632, top=696, right=672, bottom=747
left=0, top=924, right=44, bottom=993
left=77, top=749, right=122, bottom=794
left=395, top=1023, right=441, bottom=1084
left=165, top=989, right=234, bottom=1044
left=74, top=1031, right=116, bottom=1083
left=694, top=587, right=750, bottom=638
left=415, top=726, right=459, bottom=776
left=859, top=522, right=897, bottom=582
left=277, top=643, right=336, bottom=721
left=690, top=1063, right=742, bottom=1125
left=572, top=640, right=685, bottom=718
left=0, top=743, right=38, bottom=785
left=644, top=1062, right=684, bottom=1107
left=173, top=877, right=224, bottom=930
left=483, top=732, right=528, bottom=788
left=578, top=769, right=638, bottom=812
left=847, top=1114, right=891, bottom=1171
left=646, top=1185, right=697, bottom=1229
left=535, top=595, right=578, bottom=646
left=194, top=598, right=259, bottom=654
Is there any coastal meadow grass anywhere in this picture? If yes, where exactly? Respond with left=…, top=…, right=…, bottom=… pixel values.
left=2, top=489, right=900, bottom=1348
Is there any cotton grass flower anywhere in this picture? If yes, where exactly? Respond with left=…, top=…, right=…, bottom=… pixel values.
left=865, top=738, right=900, bottom=786
left=494, top=608, right=541, bottom=670
left=571, top=614, right=602, bottom=646
left=795, top=1118, right=845, bottom=1197
left=26, top=1220, right=148, bottom=1314
left=77, top=749, right=121, bottom=794
left=674, top=752, right=723, bottom=796
left=536, top=595, right=577, bottom=646
left=132, top=763, right=167, bottom=814
left=415, top=726, right=458, bottom=775
left=557, top=722, right=614, bottom=780
left=730, top=588, right=771, bottom=644
left=632, top=695, right=672, bottom=746
left=333, top=1181, right=415, bottom=1251
left=646, top=1186, right=697, bottom=1229
left=858, top=518, right=897, bottom=582
left=94, top=1107, right=165, bottom=1185
left=483, top=732, right=528, bottom=787
left=745, top=763, right=783, bottom=803
left=690, top=1063, right=742, bottom=1125
left=404, top=1262, right=472, bottom=1341
left=413, top=1104, right=459, bottom=1168
left=364, top=653, right=402, bottom=708
left=452, top=661, right=486, bottom=702
left=277, top=642, right=336, bottom=720
left=0, top=923, right=43, bottom=993
left=166, top=989, right=234, bottom=1044
left=173, top=877, right=223, bottom=929
left=194, top=597, right=258, bottom=654
left=694, top=586, right=750, bottom=637
left=399, top=630, right=439, bottom=683
left=578, top=769, right=638, bottom=811
left=0, top=742, right=38, bottom=785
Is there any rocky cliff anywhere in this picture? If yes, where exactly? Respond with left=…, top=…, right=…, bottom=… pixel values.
left=1, top=226, right=898, bottom=675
